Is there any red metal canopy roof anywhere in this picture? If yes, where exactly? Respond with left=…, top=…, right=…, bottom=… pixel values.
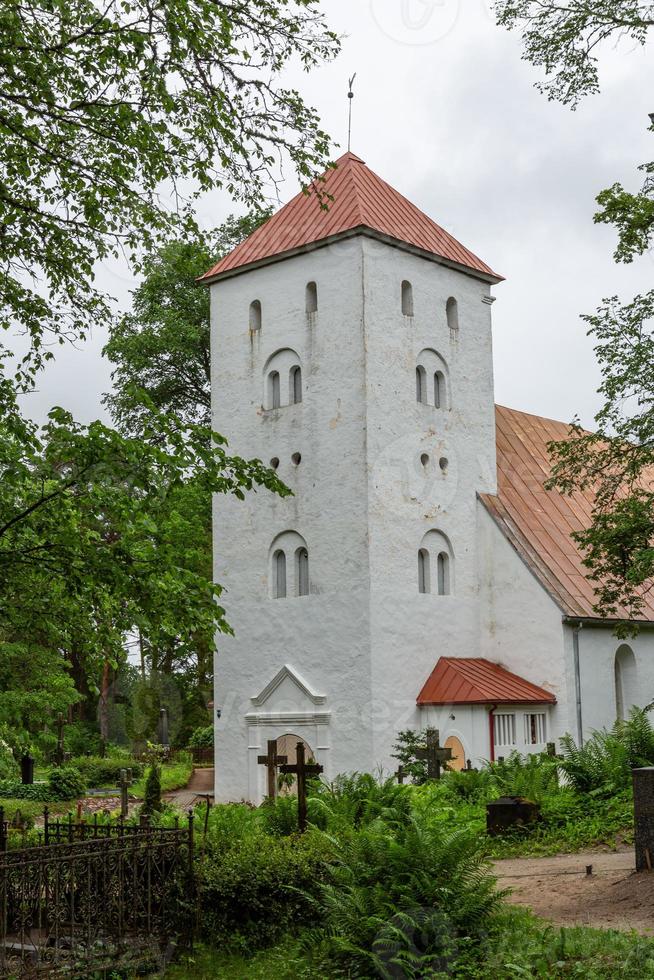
left=417, top=657, right=556, bottom=706
left=200, top=152, right=502, bottom=283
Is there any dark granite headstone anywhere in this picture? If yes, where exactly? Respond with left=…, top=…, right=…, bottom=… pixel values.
left=632, top=767, right=654, bottom=871
left=486, top=796, right=541, bottom=836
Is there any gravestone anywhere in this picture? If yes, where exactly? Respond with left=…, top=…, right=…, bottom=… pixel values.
left=486, top=797, right=541, bottom=836
left=21, top=754, right=34, bottom=785
left=633, top=767, right=654, bottom=871
left=415, top=729, right=453, bottom=781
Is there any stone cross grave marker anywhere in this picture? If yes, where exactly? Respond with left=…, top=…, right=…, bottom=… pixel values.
left=279, top=742, right=323, bottom=832
left=415, top=729, right=453, bottom=781
left=257, top=739, right=288, bottom=800
left=395, top=764, right=406, bottom=785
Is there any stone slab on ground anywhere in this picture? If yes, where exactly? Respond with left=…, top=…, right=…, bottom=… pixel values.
left=493, top=849, right=654, bottom=934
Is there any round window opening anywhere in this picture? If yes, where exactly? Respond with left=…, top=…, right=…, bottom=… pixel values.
left=439, top=457, right=448, bottom=472
left=420, top=453, right=429, bottom=468
left=270, top=457, right=280, bottom=470
left=292, top=452, right=302, bottom=466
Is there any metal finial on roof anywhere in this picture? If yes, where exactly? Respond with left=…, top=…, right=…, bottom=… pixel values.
left=347, top=73, right=356, bottom=152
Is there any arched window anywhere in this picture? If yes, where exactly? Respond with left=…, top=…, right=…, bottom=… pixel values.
left=416, top=350, right=449, bottom=409
left=263, top=348, right=302, bottom=410
left=296, top=547, right=309, bottom=596
left=418, top=549, right=430, bottom=594
left=416, top=365, right=427, bottom=404
left=446, top=297, right=459, bottom=337
left=436, top=552, right=450, bottom=596
left=290, top=365, right=302, bottom=405
left=419, top=530, right=454, bottom=596
left=306, top=281, right=318, bottom=314
left=615, top=644, right=638, bottom=720
left=434, top=371, right=446, bottom=409
left=268, top=370, right=281, bottom=409
left=269, top=531, right=309, bottom=599
left=401, top=280, right=414, bottom=317
left=249, top=300, right=262, bottom=332
left=273, top=550, right=286, bottom=599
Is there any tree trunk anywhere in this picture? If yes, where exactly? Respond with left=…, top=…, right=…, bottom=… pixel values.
left=98, top=659, right=111, bottom=741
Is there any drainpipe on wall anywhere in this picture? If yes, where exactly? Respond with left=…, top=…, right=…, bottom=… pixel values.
left=573, top=622, right=584, bottom=747
left=488, top=704, right=497, bottom=762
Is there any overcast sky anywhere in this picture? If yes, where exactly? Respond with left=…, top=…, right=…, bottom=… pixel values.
left=13, top=0, right=654, bottom=430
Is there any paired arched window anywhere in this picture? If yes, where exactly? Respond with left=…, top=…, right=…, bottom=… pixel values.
left=416, top=349, right=449, bottom=409
left=614, top=644, right=638, bottom=721
left=270, top=531, right=310, bottom=598
left=306, top=281, right=318, bottom=315
left=446, top=297, right=459, bottom=338
left=249, top=300, right=262, bottom=332
left=418, top=530, right=453, bottom=596
left=401, top=280, right=414, bottom=317
left=263, top=349, right=303, bottom=410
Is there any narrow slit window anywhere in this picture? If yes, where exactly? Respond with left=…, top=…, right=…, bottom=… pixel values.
left=436, top=552, right=449, bottom=596
left=290, top=366, right=302, bottom=404
left=434, top=371, right=445, bottom=409
left=297, top=548, right=309, bottom=596
left=249, top=300, right=262, bottom=332
left=446, top=297, right=459, bottom=336
left=269, top=371, right=281, bottom=410
left=306, top=281, right=318, bottom=314
left=273, top=550, right=286, bottom=599
left=416, top=366, right=427, bottom=404
left=401, top=280, right=414, bottom=317
left=418, top=549, right=430, bottom=594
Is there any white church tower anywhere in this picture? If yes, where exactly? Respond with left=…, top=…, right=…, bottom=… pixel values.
left=203, top=152, right=504, bottom=802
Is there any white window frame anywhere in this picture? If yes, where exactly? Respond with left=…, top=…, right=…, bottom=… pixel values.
left=524, top=712, right=547, bottom=746
left=493, top=713, right=516, bottom=748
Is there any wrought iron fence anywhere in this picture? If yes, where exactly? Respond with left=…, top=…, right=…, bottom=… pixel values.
left=0, top=816, right=194, bottom=978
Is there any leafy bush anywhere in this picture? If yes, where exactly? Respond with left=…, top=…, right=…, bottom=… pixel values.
left=199, top=830, right=333, bottom=951
left=142, top=764, right=162, bottom=815
left=308, top=773, right=413, bottom=832
left=487, top=751, right=559, bottom=804
left=70, top=755, right=144, bottom=787
left=188, top=725, right=213, bottom=749
left=48, top=766, right=87, bottom=800
left=560, top=708, right=654, bottom=795
left=0, top=736, right=17, bottom=781
left=63, top=721, right=103, bottom=758
left=310, top=817, right=504, bottom=977
left=0, top=780, right=54, bottom=802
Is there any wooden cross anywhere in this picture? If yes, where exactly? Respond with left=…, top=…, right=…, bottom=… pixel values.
left=257, top=739, right=287, bottom=800
left=395, top=764, right=406, bottom=785
left=279, top=742, right=323, bottom=832
left=415, top=729, right=453, bottom=781
left=119, top=768, right=133, bottom=819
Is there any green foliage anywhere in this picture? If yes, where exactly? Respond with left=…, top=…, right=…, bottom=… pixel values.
left=188, top=726, right=214, bottom=750
left=308, top=772, right=413, bottom=832
left=199, top=830, right=333, bottom=952
left=310, top=818, right=503, bottom=977
left=141, top=764, right=162, bottom=815
left=560, top=708, right=654, bottom=795
left=487, top=751, right=560, bottom=804
left=391, top=728, right=431, bottom=783
left=0, top=0, right=338, bottom=376
left=47, top=766, right=87, bottom=800
left=69, top=756, right=144, bottom=788
left=63, top=722, right=103, bottom=759
left=0, top=780, right=54, bottom=802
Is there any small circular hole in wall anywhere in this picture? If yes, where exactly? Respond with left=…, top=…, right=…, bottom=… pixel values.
left=439, top=457, right=448, bottom=472
left=270, top=457, right=280, bottom=470
left=420, top=453, right=429, bottom=468
left=292, top=452, right=302, bottom=466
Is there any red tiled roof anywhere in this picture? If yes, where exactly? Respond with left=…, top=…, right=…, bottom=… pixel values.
left=417, top=657, right=556, bottom=706
left=200, top=152, right=502, bottom=283
left=482, top=405, right=654, bottom=622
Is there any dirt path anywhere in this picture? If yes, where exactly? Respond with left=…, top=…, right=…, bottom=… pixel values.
left=163, top=767, right=214, bottom=810
left=494, top=849, right=654, bottom=934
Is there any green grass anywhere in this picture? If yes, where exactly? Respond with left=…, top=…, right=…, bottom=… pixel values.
left=131, top=760, right=193, bottom=799
left=152, top=913, right=654, bottom=980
